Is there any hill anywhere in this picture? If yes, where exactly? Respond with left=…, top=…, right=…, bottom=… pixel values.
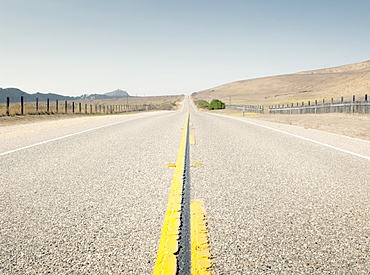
left=104, top=89, right=129, bottom=97
left=192, top=61, right=370, bottom=106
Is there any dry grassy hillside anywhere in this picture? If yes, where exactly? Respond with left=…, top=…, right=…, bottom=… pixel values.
left=192, top=61, right=370, bottom=106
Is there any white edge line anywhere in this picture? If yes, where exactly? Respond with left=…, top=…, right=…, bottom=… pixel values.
left=0, top=116, right=148, bottom=156
left=210, top=113, right=370, bottom=161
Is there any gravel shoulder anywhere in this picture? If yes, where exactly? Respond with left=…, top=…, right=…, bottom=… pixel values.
left=208, top=109, right=370, bottom=141
left=0, top=114, right=90, bottom=127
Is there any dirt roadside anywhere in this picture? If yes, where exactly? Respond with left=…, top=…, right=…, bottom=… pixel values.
left=0, top=114, right=94, bottom=127
left=206, top=109, right=370, bottom=141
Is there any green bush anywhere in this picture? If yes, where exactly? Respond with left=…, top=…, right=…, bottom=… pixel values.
left=195, top=100, right=209, bottom=109
left=208, top=99, right=225, bottom=110
left=158, top=103, right=174, bottom=110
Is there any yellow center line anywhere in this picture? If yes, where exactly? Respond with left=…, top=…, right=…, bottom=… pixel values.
left=153, top=112, right=190, bottom=274
left=154, top=113, right=213, bottom=274
left=191, top=201, right=213, bottom=275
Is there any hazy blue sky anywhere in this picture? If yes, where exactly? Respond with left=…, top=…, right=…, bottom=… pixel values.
left=1, top=0, right=369, bottom=96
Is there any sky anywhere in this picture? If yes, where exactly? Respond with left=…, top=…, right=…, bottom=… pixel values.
left=1, top=0, right=369, bottom=96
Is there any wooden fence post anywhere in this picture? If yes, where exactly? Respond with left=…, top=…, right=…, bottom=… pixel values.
left=65, top=101, right=67, bottom=113
left=352, top=95, right=356, bottom=113
left=46, top=98, right=50, bottom=113
left=6, top=97, right=10, bottom=116
left=72, top=102, right=75, bottom=113
left=21, top=96, right=24, bottom=115
left=56, top=99, right=58, bottom=114
left=36, top=97, right=39, bottom=112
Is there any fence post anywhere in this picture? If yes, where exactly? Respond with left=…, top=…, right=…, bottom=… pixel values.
left=352, top=95, right=356, bottom=113
left=20, top=96, right=24, bottom=115
left=79, top=102, right=81, bottom=113
left=36, top=97, right=39, bottom=113
left=72, top=102, right=75, bottom=113
left=6, top=97, right=10, bottom=116
left=56, top=99, right=58, bottom=114
left=365, top=94, right=368, bottom=102
left=46, top=98, right=50, bottom=113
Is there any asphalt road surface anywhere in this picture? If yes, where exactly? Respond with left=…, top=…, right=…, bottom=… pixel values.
left=1, top=98, right=369, bottom=274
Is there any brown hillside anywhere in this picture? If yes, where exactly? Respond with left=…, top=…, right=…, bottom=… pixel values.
left=192, top=61, right=370, bottom=106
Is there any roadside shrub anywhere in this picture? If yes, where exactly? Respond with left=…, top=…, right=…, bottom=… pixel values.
left=195, top=100, right=209, bottom=109
left=158, top=103, right=174, bottom=110
left=208, top=99, right=225, bottom=110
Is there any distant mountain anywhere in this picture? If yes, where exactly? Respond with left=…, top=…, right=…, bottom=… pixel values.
left=0, top=88, right=77, bottom=102
left=0, top=88, right=131, bottom=102
left=104, top=89, right=129, bottom=97
left=80, top=89, right=130, bottom=100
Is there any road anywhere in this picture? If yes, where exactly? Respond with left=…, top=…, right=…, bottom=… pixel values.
left=1, top=98, right=369, bottom=274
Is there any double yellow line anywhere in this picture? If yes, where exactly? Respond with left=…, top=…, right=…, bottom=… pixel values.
left=153, top=112, right=212, bottom=274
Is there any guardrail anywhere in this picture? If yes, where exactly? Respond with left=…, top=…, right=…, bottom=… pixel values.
left=0, top=96, right=157, bottom=116
left=269, top=95, right=370, bottom=115
left=226, top=104, right=264, bottom=114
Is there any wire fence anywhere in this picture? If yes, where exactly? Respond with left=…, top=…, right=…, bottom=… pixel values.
left=226, top=104, right=264, bottom=114
left=0, top=96, right=159, bottom=116
left=269, top=95, right=370, bottom=115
